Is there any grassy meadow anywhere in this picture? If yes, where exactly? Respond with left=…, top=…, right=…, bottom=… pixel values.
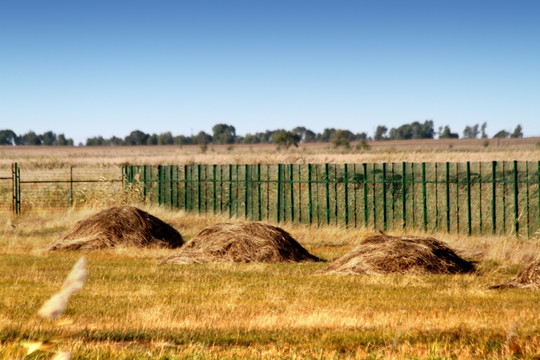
left=1, top=142, right=540, bottom=359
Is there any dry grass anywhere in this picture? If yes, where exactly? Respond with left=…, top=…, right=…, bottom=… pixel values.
left=1, top=207, right=540, bottom=359
left=46, top=206, right=183, bottom=250
left=161, top=221, right=320, bottom=264
left=490, top=260, right=540, bottom=289
left=320, top=232, right=476, bottom=275
left=1, top=141, right=540, bottom=358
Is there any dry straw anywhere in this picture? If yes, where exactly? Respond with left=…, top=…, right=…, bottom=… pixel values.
left=162, top=221, right=321, bottom=264
left=46, top=206, right=183, bottom=250
left=21, top=257, right=86, bottom=358
left=321, top=232, right=476, bottom=275
left=489, top=260, right=540, bottom=289
left=38, top=256, right=87, bottom=319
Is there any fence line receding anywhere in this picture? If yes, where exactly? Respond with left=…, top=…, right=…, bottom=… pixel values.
left=123, top=161, right=540, bottom=238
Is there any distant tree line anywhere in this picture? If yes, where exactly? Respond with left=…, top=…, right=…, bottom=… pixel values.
left=0, top=130, right=74, bottom=146
left=0, top=121, right=525, bottom=147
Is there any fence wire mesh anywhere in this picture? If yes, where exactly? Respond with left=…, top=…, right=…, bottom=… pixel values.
left=124, top=161, right=540, bottom=237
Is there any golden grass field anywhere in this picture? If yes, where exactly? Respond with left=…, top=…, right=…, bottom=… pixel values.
left=1, top=141, right=540, bottom=359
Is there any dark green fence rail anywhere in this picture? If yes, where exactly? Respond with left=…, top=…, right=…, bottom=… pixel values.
left=124, top=161, right=540, bottom=237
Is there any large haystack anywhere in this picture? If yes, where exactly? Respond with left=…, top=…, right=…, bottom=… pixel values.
left=489, top=261, right=540, bottom=289
left=47, top=206, right=183, bottom=250
left=161, top=222, right=320, bottom=264
left=321, top=232, right=475, bottom=275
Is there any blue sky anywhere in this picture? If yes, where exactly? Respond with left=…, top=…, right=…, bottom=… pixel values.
left=1, top=0, right=539, bottom=144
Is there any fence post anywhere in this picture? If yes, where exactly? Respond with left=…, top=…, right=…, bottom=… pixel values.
left=525, top=162, right=530, bottom=238
left=382, top=163, right=387, bottom=230
left=466, top=162, right=472, bottom=236
left=183, top=165, right=188, bottom=210
left=344, top=164, right=349, bottom=227
left=402, top=162, right=406, bottom=230
left=229, top=164, right=233, bottom=218
left=245, top=164, right=249, bottom=218
left=422, top=162, right=427, bottom=232
left=70, top=166, right=74, bottom=207
left=277, top=164, right=283, bottom=222
left=158, top=165, right=163, bottom=206
left=308, top=164, right=313, bottom=225
left=142, top=165, right=147, bottom=200
left=502, top=162, right=506, bottom=233
left=372, top=163, right=377, bottom=229
left=257, top=163, right=262, bottom=221
left=325, top=163, right=330, bottom=225
left=513, top=160, right=519, bottom=235
left=12, top=163, right=20, bottom=215
left=289, top=164, right=294, bottom=222
left=492, top=161, right=497, bottom=234
left=478, top=163, right=482, bottom=234
left=213, top=165, right=217, bottom=213
left=446, top=162, right=450, bottom=233
left=197, top=165, right=201, bottom=213
left=363, top=163, right=368, bottom=227
left=434, top=163, right=439, bottom=232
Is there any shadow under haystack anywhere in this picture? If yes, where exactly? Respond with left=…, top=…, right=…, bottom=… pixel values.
left=489, top=260, right=540, bottom=290
left=161, top=222, right=320, bottom=264
left=321, top=232, right=475, bottom=275
left=47, top=206, right=183, bottom=250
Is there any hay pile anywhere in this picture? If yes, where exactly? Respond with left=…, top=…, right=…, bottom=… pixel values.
left=47, top=206, right=183, bottom=250
left=321, top=232, right=475, bottom=275
left=161, top=222, right=320, bottom=264
left=489, top=261, right=540, bottom=289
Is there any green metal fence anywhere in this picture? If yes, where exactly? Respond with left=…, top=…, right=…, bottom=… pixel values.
left=123, top=161, right=540, bottom=237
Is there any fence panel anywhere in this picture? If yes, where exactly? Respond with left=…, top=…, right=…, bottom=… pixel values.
left=116, top=162, right=539, bottom=238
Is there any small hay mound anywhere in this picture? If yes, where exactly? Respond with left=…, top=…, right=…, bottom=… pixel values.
left=47, top=206, right=183, bottom=250
left=321, top=232, right=475, bottom=275
left=489, top=261, right=540, bottom=289
left=161, top=222, right=320, bottom=264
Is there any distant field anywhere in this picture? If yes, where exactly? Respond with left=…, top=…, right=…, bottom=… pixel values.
left=1, top=137, right=540, bottom=170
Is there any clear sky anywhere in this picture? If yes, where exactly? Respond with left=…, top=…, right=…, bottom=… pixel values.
left=1, top=0, right=539, bottom=144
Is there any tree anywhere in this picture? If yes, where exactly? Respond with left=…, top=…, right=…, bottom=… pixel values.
left=292, top=126, right=307, bottom=142
left=56, top=133, right=73, bottom=146
left=108, top=136, right=123, bottom=146
left=212, top=124, right=236, bottom=144
left=317, top=128, right=336, bottom=142
left=42, top=131, right=57, bottom=146
left=195, top=131, right=212, bottom=145
left=353, top=132, right=368, bottom=141
left=242, top=133, right=260, bottom=144
left=331, top=130, right=353, bottom=148
left=20, top=131, right=42, bottom=145
left=272, top=130, right=300, bottom=149
left=493, top=130, right=510, bottom=139
left=481, top=122, right=488, bottom=138
left=146, top=134, right=158, bottom=145
left=303, top=130, right=316, bottom=143
left=86, top=136, right=106, bottom=146
left=463, top=124, right=480, bottom=139
left=124, top=130, right=149, bottom=145
left=374, top=125, right=388, bottom=141
left=157, top=132, right=173, bottom=145
left=439, top=126, right=459, bottom=139
left=0, top=129, right=18, bottom=145
left=511, top=124, right=523, bottom=138
left=173, top=135, right=193, bottom=146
